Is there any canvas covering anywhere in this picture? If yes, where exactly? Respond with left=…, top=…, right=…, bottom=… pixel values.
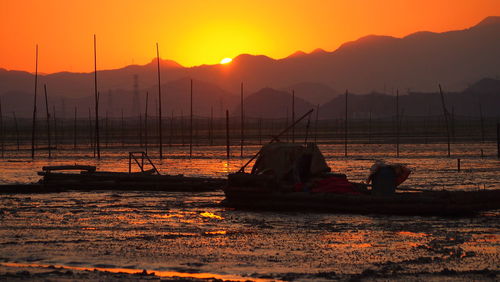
left=251, top=142, right=330, bottom=181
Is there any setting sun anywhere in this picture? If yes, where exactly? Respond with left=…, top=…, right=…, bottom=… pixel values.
left=220, top=57, right=232, bottom=64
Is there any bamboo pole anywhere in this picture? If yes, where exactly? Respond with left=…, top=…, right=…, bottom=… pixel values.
left=94, top=35, right=100, bottom=159
left=292, top=90, right=295, bottom=143
left=52, top=105, right=57, bottom=148
left=497, top=123, right=499, bottom=158
left=31, top=44, right=38, bottom=159
left=190, top=79, right=193, bottom=158
left=139, top=113, right=143, bottom=147
left=180, top=110, right=184, bottom=146
left=73, top=107, right=77, bottom=149
left=226, top=110, right=230, bottom=159
left=156, top=43, right=163, bottom=159
left=344, top=90, right=348, bottom=157
left=144, top=92, right=149, bottom=153
left=44, top=85, right=51, bottom=158
left=169, top=110, right=173, bottom=147
left=479, top=103, right=485, bottom=143
left=314, top=104, right=319, bottom=143
left=438, top=84, right=451, bottom=157
left=396, top=89, right=400, bottom=157
left=88, top=108, right=94, bottom=154
left=13, top=112, right=20, bottom=150
left=285, top=108, right=289, bottom=142
left=121, top=109, right=124, bottom=148
left=105, top=112, right=108, bottom=148
left=368, top=93, right=373, bottom=144
left=240, top=82, right=244, bottom=158
left=209, top=107, right=214, bottom=146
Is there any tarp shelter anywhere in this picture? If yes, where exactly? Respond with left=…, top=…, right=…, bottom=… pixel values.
left=251, top=142, right=330, bottom=182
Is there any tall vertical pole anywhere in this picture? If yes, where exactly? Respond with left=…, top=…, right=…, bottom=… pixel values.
left=13, top=112, right=20, bottom=150
left=105, top=112, right=108, bottom=148
left=368, top=93, right=373, bottom=144
left=344, top=90, right=348, bottom=157
left=156, top=43, right=163, bottom=159
left=73, top=107, right=77, bottom=149
left=189, top=79, right=193, bottom=158
left=121, top=109, right=124, bottom=148
left=438, top=84, right=451, bottom=157
left=52, top=105, right=57, bottom=148
left=145, top=92, right=149, bottom=154
left=88, top=108, right=94, bottom=154
left=497, top=123, right=499, bottom=158
left=314, top=104, right=319, bottom=143
left=396, top=89, right=400, bottom=157
left=94, top=35, right=100, bottom=159
left=31, top=44, right=38, bottom=158
left=44, top=85, right=51, bottom=158
left=240, top=82, right=244, bottom=158
left=479, top=104, right=485, bottom=143
left=210, top=106, right=214, bottom=146
left=226, top=110, right=230, bottom=159
left=292, top=90, right=295, bottom=143
left=170, top=110, right=174, bottom=147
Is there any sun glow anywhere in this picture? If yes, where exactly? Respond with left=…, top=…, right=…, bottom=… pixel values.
left=220, top=57, right=232, bottom=64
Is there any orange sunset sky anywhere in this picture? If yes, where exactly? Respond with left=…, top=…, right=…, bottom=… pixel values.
left=1, top=0, right=499, bottom=74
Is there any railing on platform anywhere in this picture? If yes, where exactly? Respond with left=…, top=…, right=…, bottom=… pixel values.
left=128, top=151, right=160, bottom=175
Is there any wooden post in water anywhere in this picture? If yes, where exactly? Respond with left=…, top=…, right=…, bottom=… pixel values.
left=144, top=92, right=149, bottom=153
left=479, top=103, right=485, bottom=143
left=52, top=105, right=57, bottom=148
left=396, top=89, right=400, bottom=157
left=457, top=158, right=461, bottom=172
left=226, top=110, right=230, bottom=159
left=497, top=123, right=499, bottom=158
left=189, top=79, right=193, bottom=158
left=438, top=84, right=451, bottom=157
left=368, top=93, right=373, bottom=144
left=156, top=43, right=163, bottom=159
left=105, top=112, right=108, bottom=148
left=240, top=82, right=244, bottom=158
left=73, top=107, right=77, bottom=149
left=31, top=44, right=39, bottom=159
left=292, top=90, right=295, bottom=143
left=121, top=109, right=124, bottom=147
left=93, top=35, right=100, bottom=159
left=314, top=104, right=319, bottom=143
left=88, top=108, right=94, bottom=154
left=13, top=112, right=20, bottom=150
left=169, top=110, right=173, bottom=147
left=209, top=107, right=214, bottom=146
left=44, top=85, right=51, bottom=158
left=344, top=90, right=348, bottom=157
left=139, top=113, right=142, bottom=147
left=180, top=110, right=184, bottom=146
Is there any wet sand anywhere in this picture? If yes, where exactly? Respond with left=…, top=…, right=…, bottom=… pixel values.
left=0, top=143, right=499, bottom=280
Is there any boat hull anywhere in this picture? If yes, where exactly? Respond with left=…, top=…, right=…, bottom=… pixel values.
left=223, top=187, right=500, bottom=216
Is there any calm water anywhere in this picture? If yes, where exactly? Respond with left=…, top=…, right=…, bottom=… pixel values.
left=0, top=142, right=499, bottom=279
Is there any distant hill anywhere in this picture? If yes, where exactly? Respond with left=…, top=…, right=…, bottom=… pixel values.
left=0, top=77, right=236, bottom=118
left=1, top=16, right=500, bottom=115
left=233, top=88, right=313, bottom=119
left=318, top=78, right=500, bottom=119
left=281, top=82, right=338, bottom=105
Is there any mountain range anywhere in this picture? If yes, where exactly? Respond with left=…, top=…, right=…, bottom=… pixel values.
left=1, top=16, right=499, bottom=118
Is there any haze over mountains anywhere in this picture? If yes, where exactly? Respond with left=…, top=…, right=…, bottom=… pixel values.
left=1, top=16, right=499, bottom=118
